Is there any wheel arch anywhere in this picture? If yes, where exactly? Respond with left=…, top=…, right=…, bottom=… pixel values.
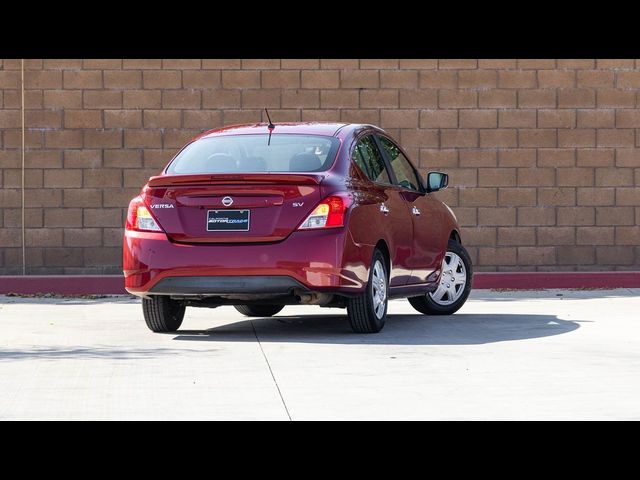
left=374, top=239, right=391, bottom=277
left=449, top=229, right=461, bottom=244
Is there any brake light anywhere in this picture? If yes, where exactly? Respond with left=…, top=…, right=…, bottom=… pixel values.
left=298, top=194, right=351, bottom=230
left=126, top=196, right=162, bottom=232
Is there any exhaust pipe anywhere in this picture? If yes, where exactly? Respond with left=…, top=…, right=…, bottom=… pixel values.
left=295, top=290, right=333, bottom=306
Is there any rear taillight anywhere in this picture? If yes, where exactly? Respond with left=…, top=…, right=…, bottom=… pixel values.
left=298, top=194, right=351, bottom=230
left=126, top=196, right=162, bottom=232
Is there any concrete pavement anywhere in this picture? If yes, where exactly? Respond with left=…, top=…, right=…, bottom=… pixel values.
left=1, top=289, right=639, bottom=420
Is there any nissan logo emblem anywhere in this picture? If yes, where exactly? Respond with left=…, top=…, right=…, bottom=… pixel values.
left=222, top=196, right=234, bottom=207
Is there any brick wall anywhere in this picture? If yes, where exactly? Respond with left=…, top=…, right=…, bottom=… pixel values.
left=1, top=59, right=639, bottom=274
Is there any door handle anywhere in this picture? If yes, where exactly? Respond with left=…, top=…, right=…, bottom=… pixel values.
left=380, top=203, right=390, bottom=214
left=412, top=206, right=421, bottom=216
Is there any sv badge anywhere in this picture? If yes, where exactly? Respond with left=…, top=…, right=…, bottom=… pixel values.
left=293, top=202, right=304, bottom=207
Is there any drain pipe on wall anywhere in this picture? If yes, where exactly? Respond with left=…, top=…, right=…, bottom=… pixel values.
left=21, top=59, right=26, bottom=275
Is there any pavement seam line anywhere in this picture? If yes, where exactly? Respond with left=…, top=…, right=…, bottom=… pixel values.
left=250, top=320, right=292, bottom=421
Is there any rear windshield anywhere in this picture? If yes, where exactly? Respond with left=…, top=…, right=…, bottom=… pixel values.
left=166, top=134, right=340, bottom=174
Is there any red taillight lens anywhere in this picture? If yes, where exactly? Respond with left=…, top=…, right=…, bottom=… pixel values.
left=126, top=196, right=142, bottom=230
left=126, top=196, right=162, bottom=232
left=298, top=194, right=351, bottom=230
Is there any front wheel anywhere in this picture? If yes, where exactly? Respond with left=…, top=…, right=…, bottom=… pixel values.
left=142, top=296, right=186, bottom=332
left=234, top=305, right=284, bottom=317
left=409, top=239, right=473, bottom=316
left=347, top=249, right=388, bottom=333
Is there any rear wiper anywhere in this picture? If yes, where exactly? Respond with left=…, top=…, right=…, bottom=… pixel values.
left=265, top=108, right=275, bottom=146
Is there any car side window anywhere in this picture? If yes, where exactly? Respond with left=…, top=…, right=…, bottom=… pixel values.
left=378, top=136, right=421, bottom=191
left=351, top=136, right=392, bottom=184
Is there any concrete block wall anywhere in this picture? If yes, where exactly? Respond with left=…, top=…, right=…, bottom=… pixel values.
left=0, top=59, right=639, bottom=274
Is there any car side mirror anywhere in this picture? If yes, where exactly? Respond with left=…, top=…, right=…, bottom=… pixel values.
left=426, top=171, right=448, bottom=193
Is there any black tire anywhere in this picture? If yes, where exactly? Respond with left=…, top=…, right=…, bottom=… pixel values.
left=409, top=239, right=473, bottom=316
left=347, top=249, right=388, bottom=333
left=234, top=304, right=285, bottom=317
left=142, top=296, right=186, bottom=332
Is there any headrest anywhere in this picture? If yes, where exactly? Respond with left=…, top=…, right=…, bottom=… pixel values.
left=237, top=156, right=267, bottom=172
left=207, top=153, right=236, bottom=172
left=289, top=153, right=321, bottom=172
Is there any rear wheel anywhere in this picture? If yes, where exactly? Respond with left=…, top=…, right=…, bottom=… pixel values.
left=142, top=296, right=186, bottom=332
left=409, top=239, right=473, bottom=315
left=347, top=249, right=388, bottom=333
left=234, top=304, right=284, bottom=317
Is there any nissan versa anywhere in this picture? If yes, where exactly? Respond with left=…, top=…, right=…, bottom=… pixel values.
left=123, top=121, right=473, bottom=333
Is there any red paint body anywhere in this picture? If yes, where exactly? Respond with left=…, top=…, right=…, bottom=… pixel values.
left=122, top=123, right=460, bottom=299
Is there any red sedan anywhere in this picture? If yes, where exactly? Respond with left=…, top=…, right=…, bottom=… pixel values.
left=123, top=122, right=472, bottom=333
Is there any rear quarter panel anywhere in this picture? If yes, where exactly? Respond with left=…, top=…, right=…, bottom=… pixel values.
left=340, top=175, right=389, bottom=287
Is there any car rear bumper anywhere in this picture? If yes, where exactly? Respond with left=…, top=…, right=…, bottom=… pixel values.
left=149, top=275, right=308, bottom=295
left=123, top=229, right=372, bottom=297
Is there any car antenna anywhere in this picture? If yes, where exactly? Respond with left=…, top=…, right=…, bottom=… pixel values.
left=265, top=108, right=275, bottom=146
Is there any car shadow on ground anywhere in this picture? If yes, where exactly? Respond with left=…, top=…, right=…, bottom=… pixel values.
left=173, top=312, right=580, bottom=345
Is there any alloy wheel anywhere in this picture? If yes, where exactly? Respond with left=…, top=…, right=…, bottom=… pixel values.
left=371, top=259, right=387, bottom=319
left=429, top=251, right=467, bottom=306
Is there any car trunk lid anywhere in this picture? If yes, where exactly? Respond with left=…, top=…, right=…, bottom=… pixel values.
left=145, top=173, right=323, bottom=243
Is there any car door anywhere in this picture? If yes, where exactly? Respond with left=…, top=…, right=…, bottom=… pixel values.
left=349, top=134, right=414, bottom=287
left=376, top=135, right=442, bottom=284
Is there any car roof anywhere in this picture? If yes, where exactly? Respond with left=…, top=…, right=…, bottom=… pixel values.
left=195, top=122, right=382, bottom=140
